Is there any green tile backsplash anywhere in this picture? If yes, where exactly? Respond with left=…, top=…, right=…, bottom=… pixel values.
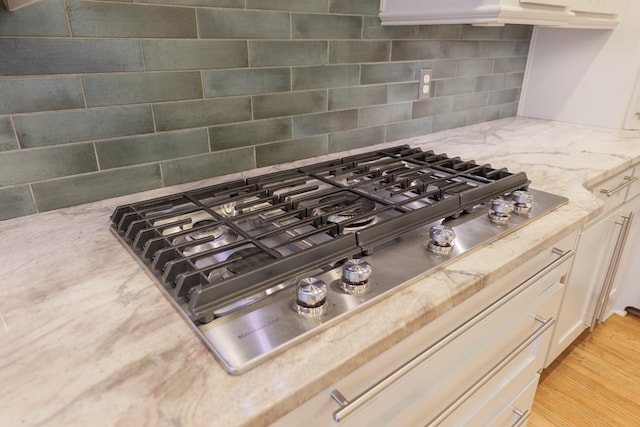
left=14, top=106, right=154, bottom=148
left=0, top=0, right=68, bottom=37
left=0, top=39, right=144, bottom=75
left=82, top=72, right=203, bottom=107
left=0, top=0, right=532, bottom=220
left=0, top=142, right=96, bottom=186
left=0, top=77, right=84, bottom=114
left=67, top=1, right=198, bottom=38
left=0, top=118, right=18, bottom=152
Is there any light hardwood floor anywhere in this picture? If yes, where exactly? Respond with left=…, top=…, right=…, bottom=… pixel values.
left=529, top=314, right=640, bottom=426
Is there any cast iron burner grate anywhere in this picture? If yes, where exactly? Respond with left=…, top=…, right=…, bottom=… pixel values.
left=110, top=145, right=530, bottom=324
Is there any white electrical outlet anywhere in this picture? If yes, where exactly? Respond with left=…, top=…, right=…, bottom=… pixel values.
left=419, top=68, right=432, bottom=100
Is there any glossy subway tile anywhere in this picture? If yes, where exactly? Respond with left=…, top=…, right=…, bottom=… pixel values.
left=67, top=1, right=197, bottom=38
left=82, top=72, right=202, bottom=107
left=0, top=143, right=97, bottom=187
left=0, top=77, right=84, bottom=115
left=32, top=164, right=163, bottom=212
left=14, top=106, right=154, bottom=148
left=0, top=185, right=36, bottom=221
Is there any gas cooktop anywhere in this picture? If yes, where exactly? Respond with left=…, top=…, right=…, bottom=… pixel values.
left=110, top=145, right=567, bottom=374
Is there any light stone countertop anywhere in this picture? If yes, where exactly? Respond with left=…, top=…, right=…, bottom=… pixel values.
left=2, top=117, right=640, bottom=427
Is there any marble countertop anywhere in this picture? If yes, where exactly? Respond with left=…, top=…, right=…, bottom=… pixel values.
left=3, top=117, right=640, bottom=427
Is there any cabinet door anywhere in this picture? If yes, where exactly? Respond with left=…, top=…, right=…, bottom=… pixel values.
left=547, top=210, right=621, bottom=363
left=610, top=196, right=640, bottom=315
left=624, top=74, right=640, bottom=129
left=570, top=0, right=626, bottom=15
left=379, top=0, right=573, bottom=26
left=521, top=0, right=569, bottom=6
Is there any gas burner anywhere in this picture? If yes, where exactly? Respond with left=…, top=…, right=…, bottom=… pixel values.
left=512, top=191, right=534, bottom=214
left=186, top=220, right=226, bottom=241
left=294, top=277, right=328, bottom=317
left=213, top=202, right=238, bottom=218
left=314, top=193, right=378, bottom=230
left=427, top=225, right=456, bottom=255
left=488, top=198, right=515, bottom=225
left=177, top=222, right=239, bottom=257
left=341, top=259, right=372, bottom=295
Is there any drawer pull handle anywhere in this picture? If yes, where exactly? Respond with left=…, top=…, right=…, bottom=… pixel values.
left=551, top=247, right=569, bottom=257
left=426, top=315, right=554, bottom=426
left=328, top=255, right=570, bottom=423
left=330, top=314, right=553, bottom=423
left=590, top=211, right=634, bottom=330
left=512, top=408, right=530, bottom=427
left=599, top=176, right=638, bottom=197
left=329, top=261, right=566, bottom=422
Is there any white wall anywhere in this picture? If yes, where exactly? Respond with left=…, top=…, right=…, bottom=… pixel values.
left=519, top=1, right=640, bottom=128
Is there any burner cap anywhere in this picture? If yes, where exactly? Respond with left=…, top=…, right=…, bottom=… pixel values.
left=179, top=223, right=238, bottom=257
left=214, top=202, right=238, bottom=218
left=186, top=220, right=225, bottom=241
left=316, top=193, right=376, bottom=225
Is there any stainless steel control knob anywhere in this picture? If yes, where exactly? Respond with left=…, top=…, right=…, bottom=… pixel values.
left=342, top=259, right=372, bottom=285
left=427, top=225, right=456, bottom=255
left=295, top=277, right=328, bottom=317
left=341, top=259, right=372, bottom=295
left=511, top=190, right=533, bottom=205
left=511, top=190, right=534, bottom=214
left=296, top=277, right=327, bottom=307
left=488, top=198, right=515, bottom=225
left=490, top=198, right=515, bottom=214
left=429, top=225, right=456, bottom=245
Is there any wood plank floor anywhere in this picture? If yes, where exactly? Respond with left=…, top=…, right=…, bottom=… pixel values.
left=529, top=314, right=640, bottom=426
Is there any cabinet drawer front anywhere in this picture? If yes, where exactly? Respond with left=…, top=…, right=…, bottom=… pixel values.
left=433, top=282, right=562, bottom=426
left=274, top=260, right=567, bottom=426
left=488, top=374, right=539, bottom=426
left=592, top=171, right=638, bottom=214
left=626, top=166, right=640, bottom=201
left=440, top=353, right=540, bottom=426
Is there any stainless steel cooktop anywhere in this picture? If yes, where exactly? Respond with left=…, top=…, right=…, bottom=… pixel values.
left=110, top=145, right=567, bottom=374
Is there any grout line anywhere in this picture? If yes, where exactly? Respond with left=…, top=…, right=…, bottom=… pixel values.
left=139, top=39, right=147, bottom=72
left=195, top=5, right=201, bottom=39
left=93, top=141, right=101, bottom=170
left=8, top=116, right=21, bottom=149
left=78, top=75, right=88, bottom=108
left=159, top=160, right=166, bottom=187
left=199, top=71, right=205, bottom=99
left=150, top=104, right=158, bottom=133
left=27, top=183, right=38, bottom=215
left=63, top=0, right=73, bottom=38
left=206, top=127, right=211, bottom=152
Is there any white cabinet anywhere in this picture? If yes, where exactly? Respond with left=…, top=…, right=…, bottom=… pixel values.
left=571, top=0, right=625, bottom=16
left=274, top=235, right=575, bottom=426
left=624, top=74, right=640, bottom=129
left=610, top=192, right=640, bottom=315
left=519, top=0, right=640, bottom=129
left=549, top=208, right=621, bottom=360
left=567, top=0, right=627, bottom=28
left=379, top=0, right=573, bottom=27
left=546, top=169, right=640, bottom=364
left=378, top=0, right=624, bottom=28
